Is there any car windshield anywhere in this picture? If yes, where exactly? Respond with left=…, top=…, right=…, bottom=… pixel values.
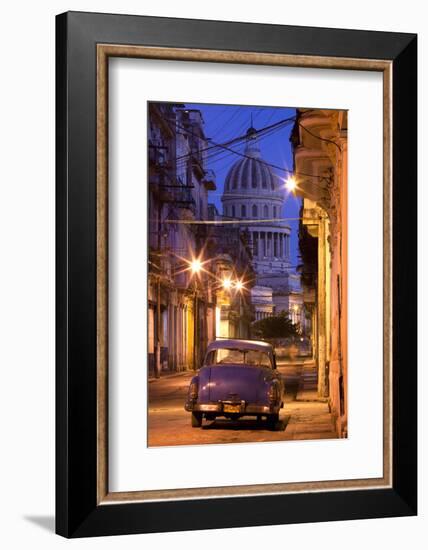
left=206, top=348, right=272, bottom=368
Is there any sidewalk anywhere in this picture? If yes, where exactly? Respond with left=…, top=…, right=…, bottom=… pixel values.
left=284, top=362, right=338, bottom=440
left=295, top=362, right=327, bottom=402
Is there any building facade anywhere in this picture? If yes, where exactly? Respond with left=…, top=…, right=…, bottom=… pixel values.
left=221, top=125, right=300, bottom=321
left=291, top=108, right=348, bottom=437
left=148, top=104, right=254, bottom=377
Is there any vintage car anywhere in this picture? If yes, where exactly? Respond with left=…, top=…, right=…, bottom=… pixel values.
left=184, top=339, right=284, bottom=429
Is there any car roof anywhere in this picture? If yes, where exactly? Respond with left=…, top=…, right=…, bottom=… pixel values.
left=207, top=339, right=273, bottom=352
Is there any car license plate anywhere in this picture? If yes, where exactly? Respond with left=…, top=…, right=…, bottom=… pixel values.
left=223, top=404, right=240, bottom=413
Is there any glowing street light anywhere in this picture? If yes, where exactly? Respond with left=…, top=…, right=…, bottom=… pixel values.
left=190, top=257, right=202, bottom=275
left=285, top=176, right=297, bottom=192
left=235, top=280, right=244, bottom=292
left=222, top=277, right=232, bottom=290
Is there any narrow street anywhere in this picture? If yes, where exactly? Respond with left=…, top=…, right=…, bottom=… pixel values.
left=147, top=360, right=338, bottom=447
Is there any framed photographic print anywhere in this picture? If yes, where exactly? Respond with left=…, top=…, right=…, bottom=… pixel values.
left=56, top=11, right=417, bottom=537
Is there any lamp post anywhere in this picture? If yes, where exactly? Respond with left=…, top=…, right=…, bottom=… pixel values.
left=155, top=199, right=163, bottom=379
left=235, top=280, right=244, bottom=338
left=190, top=258, right=202, bottom=371
left=221, top=276, right=246, bottom=338
left=155, top=275, right=162, bottom=378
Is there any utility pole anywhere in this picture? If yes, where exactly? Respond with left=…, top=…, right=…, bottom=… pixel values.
left=193, top=285, right=198, bottom=371
left=238, top=292, right=243, bottom=338
left=155, top=199, right=162, bottom=379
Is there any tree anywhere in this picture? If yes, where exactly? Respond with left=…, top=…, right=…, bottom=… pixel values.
left=252, top=311, right=299, bottom=339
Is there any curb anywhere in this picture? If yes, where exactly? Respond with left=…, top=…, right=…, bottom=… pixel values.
left=148, top=370, right=194, bottom=383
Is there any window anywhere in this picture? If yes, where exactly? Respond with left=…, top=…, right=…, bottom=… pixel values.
left=263, top=205, right=268, bottom=218
left=252, top=204, right=258, bottom=217
left=273, top=206, right=277, bottom=218
left=206, top=348, right=272, bottom=368
left=241, top=204, right=246, bottom=218
left=231, top=205, right=236, bottom=218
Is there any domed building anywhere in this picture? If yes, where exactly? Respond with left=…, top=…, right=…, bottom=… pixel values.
left=221, top=126, right=293, bottom=320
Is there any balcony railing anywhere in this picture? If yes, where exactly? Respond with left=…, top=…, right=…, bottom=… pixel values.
left=202, top=169, right=216, bottom=191
left=171, top=177, right=196, bottom=213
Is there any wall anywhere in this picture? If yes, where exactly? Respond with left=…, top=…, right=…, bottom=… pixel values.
left=0, top=1, right=425, bottom=548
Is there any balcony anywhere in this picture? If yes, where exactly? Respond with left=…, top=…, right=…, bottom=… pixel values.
left=148, top=142, right=171, bottom=169
left=202, top=169, right=217, bottom=191
left=173, top=182, right=196, bottom=214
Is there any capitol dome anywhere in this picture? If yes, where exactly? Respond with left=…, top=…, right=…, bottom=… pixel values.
left=223, top=127, right=282, bottom=197
left=221, top=124, right=291, bottom=289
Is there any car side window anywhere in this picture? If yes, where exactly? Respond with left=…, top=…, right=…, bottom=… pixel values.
left=205, top=351, right=216, bottom=365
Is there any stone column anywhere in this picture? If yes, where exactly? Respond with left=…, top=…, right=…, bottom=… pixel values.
left=317, top=216, right=329, bottom=398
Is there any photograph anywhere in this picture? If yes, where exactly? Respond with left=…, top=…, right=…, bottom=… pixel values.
left=0, top=0, right=420, bottom=544
left=147, top=101, right=348, bottom=447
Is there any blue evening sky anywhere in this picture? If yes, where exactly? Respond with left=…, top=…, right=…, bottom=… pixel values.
left=184, top=103, right=302, bottom=269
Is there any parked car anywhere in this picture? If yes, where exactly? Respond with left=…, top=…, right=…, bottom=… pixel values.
left=184, top=339, right=284, bottom=430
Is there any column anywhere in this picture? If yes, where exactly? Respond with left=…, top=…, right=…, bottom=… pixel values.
left=318, top=217, right=328, bottom=398
left=253, top=231, right=258, bottom=258
left=284, top=234, right=289, bottom=258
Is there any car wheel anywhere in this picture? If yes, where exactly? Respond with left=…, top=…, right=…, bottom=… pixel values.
left=267, top=413, right=279, bottom=431
left=191, top=412, right=203, bottom=428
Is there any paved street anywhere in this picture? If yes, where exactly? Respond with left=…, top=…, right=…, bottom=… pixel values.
left=147, top=360, right=338, bottom=447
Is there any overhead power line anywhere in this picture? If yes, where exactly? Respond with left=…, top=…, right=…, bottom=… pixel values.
left=171, top=116, right=329, bottom=182
left=173, top=114, right=297, bottom=163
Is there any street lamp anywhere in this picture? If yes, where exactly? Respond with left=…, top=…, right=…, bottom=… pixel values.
left=222, top=276, right=232, bottom=290
left=285, top=176, right=297, bottom=193
left=235, top=280, right=244, bottom=292
left=190, top=257, right=202, bottom=275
